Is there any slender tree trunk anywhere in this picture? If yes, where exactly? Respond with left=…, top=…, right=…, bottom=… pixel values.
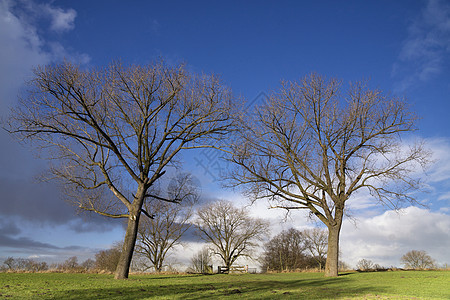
left=114, top=211, right=141, bottom=279
left=324, top=223, right=342, bottom=277
left=115, top=187, right=146, bottom=279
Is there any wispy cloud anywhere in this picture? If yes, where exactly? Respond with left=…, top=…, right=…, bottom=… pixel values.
left=392, top=0, right=450, bottom=92
left=425, top=137, right=450, bottom=184
left=44, top=4, right=77, bottom=32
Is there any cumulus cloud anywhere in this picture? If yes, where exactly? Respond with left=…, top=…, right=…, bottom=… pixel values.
left=0, top=0, right=49, bottom=112
left=392, top=0, right=450, bottom=91
left=0, top=0, right=90, bottom=114
left=0, top=0, right=95, bottom=236
left=341, top=206, right=450, bottom=268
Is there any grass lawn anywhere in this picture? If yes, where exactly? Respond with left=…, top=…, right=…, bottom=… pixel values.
left=0, top=270, right=448, bottom=299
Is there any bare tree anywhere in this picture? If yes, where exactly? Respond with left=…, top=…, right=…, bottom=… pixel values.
left=58, top=256, right=79, bottom=271
left=261, top=228, right=312, bottom=272
left=81, top=259, right=96, bottom=271
left=2, top=257, right=48, bottom=272
left=95, top=242, right=122, bottom=272
left=303, top=228, right=327, bottom=270
left=356, top=258, right=374, bottom=271
left=190, top=247, right=212, bottom=274
left=7, top=60, right=236, bottom=279
left=401, top=250, right=435, bottom=270
left=3, top=257, right=15, bottom=270
left=229, top=73, right=428, bottom=277
left=134, top=173, right=198, bottom=272
left=196, top=200, right=269, bottom=271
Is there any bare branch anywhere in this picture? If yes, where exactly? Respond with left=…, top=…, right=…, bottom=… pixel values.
left=228, top=73, right=428, bottom=277
left=6, top=60, right=237, bottom=279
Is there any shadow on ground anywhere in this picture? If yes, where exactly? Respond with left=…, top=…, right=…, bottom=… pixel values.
left=45, top=274, right=386, bottom=299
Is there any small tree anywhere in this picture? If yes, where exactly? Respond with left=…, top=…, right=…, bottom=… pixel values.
left=261, top=228, right=311, bottom=272
left=401, top=250, right=435, bottom=270
left=59, top=256, right=79, bottom=271
left=3, top=257, right=15, bottom=270
left=196, top=200, right=269, bottom=271
left=81, top=259, right=96, bottom=271
left=356, top=259, right=374, bottom=271
left=338, top=260, right=351, bottom=271
left=190, top=247, right=212, bottom=274
left=135, top=173, right=198, bottom=272
left=303, top=228, right=328, bottom=270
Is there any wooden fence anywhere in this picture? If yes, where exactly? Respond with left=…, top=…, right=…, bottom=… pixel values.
left=218, top=265, right=251, bottom=274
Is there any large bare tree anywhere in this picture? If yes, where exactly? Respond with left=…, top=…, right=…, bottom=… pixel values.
left=229, top=73, right=428, bottom=277
left=196, top=200, right=269, bottom=271
left=134, top=173, right=198, bottom=272
left=7, top=60, right=236, bottom=279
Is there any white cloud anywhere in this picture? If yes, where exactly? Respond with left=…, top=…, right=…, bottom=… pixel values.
left=393, top=0, right=450, bottom=91
left=438, top=192, right=450, bottom=201
left=340, top=206, right=450, bottom=268
left=0, top=0, right=49, bottom=112
left=426, top=137, right=450, bottom=184
left=48, top=41, right=91, bottom=64
left=0, top=0, right=90, bottom=114
left=44, top=5, right=76, bottom=32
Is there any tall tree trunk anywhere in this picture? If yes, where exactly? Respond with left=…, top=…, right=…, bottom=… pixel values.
left=324, top=222, right=342, bottom=277
left=114, top=211, right=141, bottom=279
left=115, top=187, right=145, bottom=279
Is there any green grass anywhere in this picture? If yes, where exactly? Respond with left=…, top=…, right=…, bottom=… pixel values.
left=0, top=271, right=448, bottom=299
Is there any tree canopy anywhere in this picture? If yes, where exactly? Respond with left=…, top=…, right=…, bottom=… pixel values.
left=229, top=73, right=428, bottom=276
left=7, top=60, right=237, bottom=279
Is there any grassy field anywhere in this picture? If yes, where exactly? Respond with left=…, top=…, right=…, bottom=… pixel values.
left=0, top=270, right=448, bottom=299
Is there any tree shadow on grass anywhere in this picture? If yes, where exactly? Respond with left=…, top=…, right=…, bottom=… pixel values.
left=133, top=274, right=203, bottom=280
left=45, top=274, right=388, bottom=299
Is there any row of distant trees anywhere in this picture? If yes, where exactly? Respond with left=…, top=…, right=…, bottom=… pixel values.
left=1, top=256, right=92, bottom=272
left=1, top=247, right=439, bottom=273
left=356, top=250, right=437, bottom=271
left=1, top=246, right=122, bottom=273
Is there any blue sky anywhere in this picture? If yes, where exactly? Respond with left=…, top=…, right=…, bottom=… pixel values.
left=0, top=0, right=449, bottom=268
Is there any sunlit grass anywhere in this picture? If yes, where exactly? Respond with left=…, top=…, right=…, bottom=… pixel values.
left=0, top=270, right=448, bottom=299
